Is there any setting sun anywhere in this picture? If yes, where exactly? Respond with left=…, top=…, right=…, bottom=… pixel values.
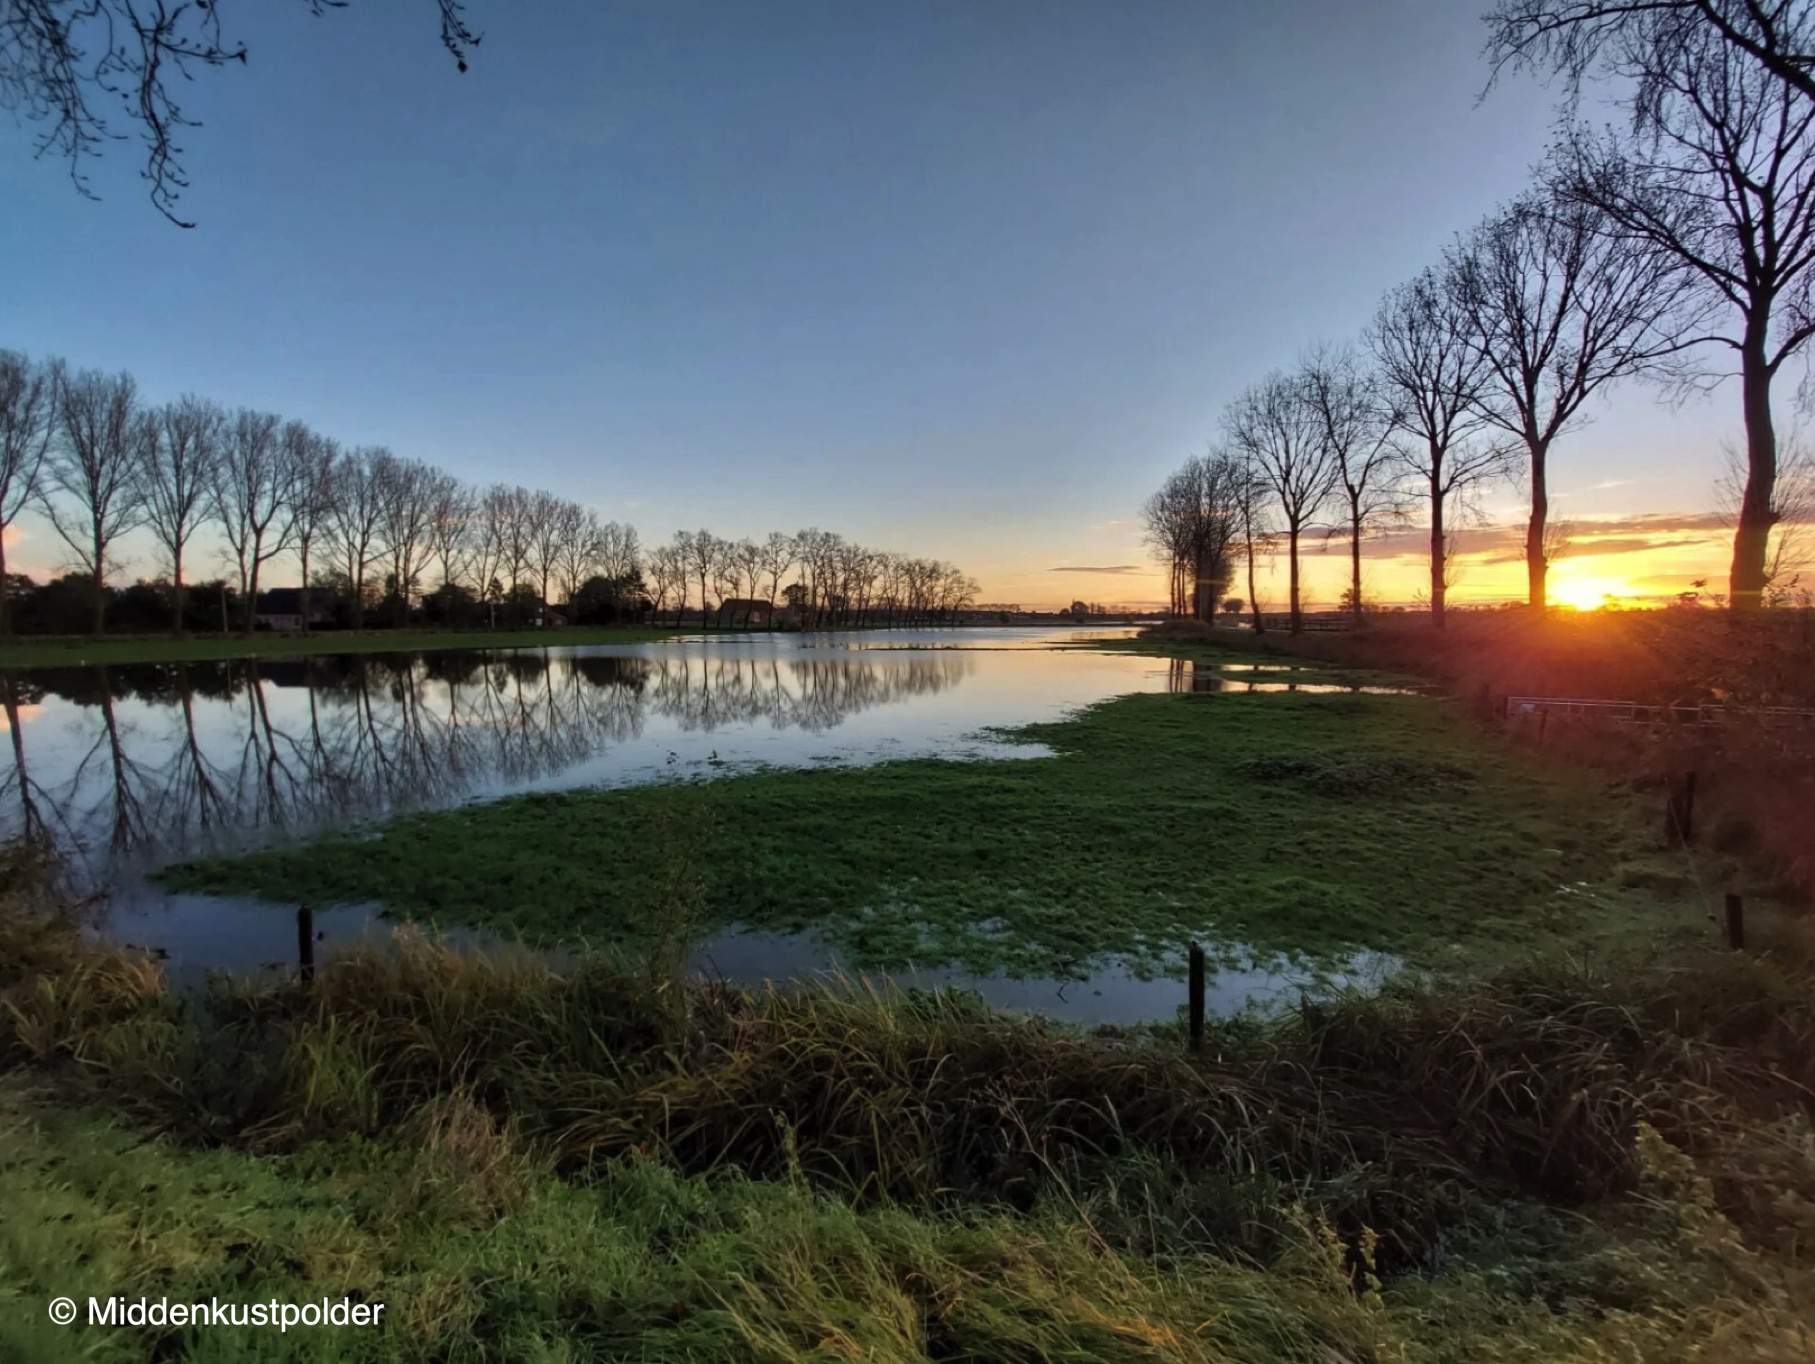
left=1551, top=577, right=1640, bottom=611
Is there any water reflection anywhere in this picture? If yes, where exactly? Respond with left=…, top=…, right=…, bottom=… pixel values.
left=1163, top=659, right=1419, bottom=696
left=0, top=648, right=974, bottom=886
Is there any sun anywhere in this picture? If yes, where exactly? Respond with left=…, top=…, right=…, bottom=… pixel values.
left=1552, top=577, right=1636, bottom=611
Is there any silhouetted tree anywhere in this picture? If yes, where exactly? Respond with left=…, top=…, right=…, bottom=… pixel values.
left=1486, top=1, right=1815, bottom=106
left=1448, top=192, right=1696, bottom=608
left=45, top=365, right=143, bottom=635
left=1224, top=372, right=1338, bottom=633
left=211, top=408, right=291, bottom=631
left=1522, top=6, right=1815, bottom=609
left=1, top=0, right=481, bottom=225
left=0, top=350, right=56, bottom=637
left=1299, top=343, right=1407, bottom=621
left=1368, top=269, right=1514, bottom=628
left=141, top=394, right=222, bottom=636
left=1142, top=450, right=1247, bottom=619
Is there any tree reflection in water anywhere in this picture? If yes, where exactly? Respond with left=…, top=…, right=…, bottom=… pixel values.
left=0, top=648, right=972, bottom=888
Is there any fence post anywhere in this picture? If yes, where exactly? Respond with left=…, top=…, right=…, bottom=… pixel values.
left=1725, top=893, right=1745, bottom=950
left=1665, top=771, right=1699, bottom=847
left=1187, top=943, right=1205, bottom=1056
left=297, top=904, right=316, bottom=987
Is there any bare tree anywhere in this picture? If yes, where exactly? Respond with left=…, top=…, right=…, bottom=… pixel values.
left=211, top=409, right=292, bottom=632
left=283, top=423, right=337, bottom=635
left=1448, top=193, right=1696, bottom=608
left=1299, top=343, right=1408, bottom=621
left=45, top=365, right=143, bottom=635
left=1543, top=16, right=1815, bottom=610
left=646, top=541, right=685, bottom=627
left=1485, top=1, right=1815, bottom=107
left=2, top=0, right=480, bottom=226
left=521, top=488, right=565, bottom=619
left=1142, top=450, right=1247, bottom=620
left=758, top=531, right=796, bottom=625
left=731, top=538, right=766, bottom=625
left=0, top=350, right=56, bottom=637
left=141, top=394, right=223, bottom=636
left=326, top=446, right=392, bottom=630
left=1224, top=372, right=1338, bottom=633
left=424, top=471, right=472, bottom=610
left=679, top=528, right=723, bottom=625
left=553, top=501, right=601, bottom=609
left=1368, top=269, right=1517, bottom=627
left=464, top=484, right=511, bottom=628
left=377, top=457, right=437, bottom=627
left=1231, top=446, right=1276, bottom=633
left=1717, top=427, right=1815, bottom=599
left=488, top=484, right=534, bottom=610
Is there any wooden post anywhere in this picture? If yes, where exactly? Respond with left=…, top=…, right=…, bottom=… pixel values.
left=1725, top=893, right=1744, bottom=950
left=1187, top=943, right=1205, bottom=1055
left=1665, top=771, right=1699, bottom=847
left=297, top=904, right=316, bottom=987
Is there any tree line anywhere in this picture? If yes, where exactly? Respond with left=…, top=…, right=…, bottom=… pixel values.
left=0, top=351, right=978, bottom=638
left=1149, top=0, right=1815, bottom=627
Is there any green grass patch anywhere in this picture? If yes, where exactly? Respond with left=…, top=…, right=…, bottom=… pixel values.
left=0, top=626, right=689, bottom=669
left=159, top=689, right=1708, bottom=977
left=11, top=1075, right=1795, bottom=1364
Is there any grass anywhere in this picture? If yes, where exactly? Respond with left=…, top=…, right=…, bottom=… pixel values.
left=160, top=681, right=1722, bottom=978
left=0, top=625, right=689, bottom=669
left=1159, top=612, right=1815, bottom=900
left=7, top=837, right=1815, bottom=1360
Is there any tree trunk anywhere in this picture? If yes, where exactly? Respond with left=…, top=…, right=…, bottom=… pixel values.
left=91, top=533, right=106, bottom=637
left=0, top=535, right=10, bottom=639
left=172, top=555, right=185, bottom=638
left=1348, top=495, right=1364, bottom=624
left=1731, top=327, right=1780, bottom=612
left=298, top=542, right=311, bottom=635
left=1429, top=465, right=1446, bottom=631
left=1245, top=537, right=1263, bottom=634
left=244, top=551, right=263, bottom=634
left=1524, top=436, right=1550, bottom=610
left=1287, top=524, right=1302, bottom=634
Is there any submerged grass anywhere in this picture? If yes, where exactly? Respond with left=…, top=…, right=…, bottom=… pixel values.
left=158, top=687, right=1718, bottom=977
left=6, top=844, right=1815, bottom=1360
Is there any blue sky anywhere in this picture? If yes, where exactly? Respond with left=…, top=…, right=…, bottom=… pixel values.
left=1, top=0, right=1745, bottom=607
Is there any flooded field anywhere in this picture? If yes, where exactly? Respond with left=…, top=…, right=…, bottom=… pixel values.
left=2, top=627, right=1399, bottom=1021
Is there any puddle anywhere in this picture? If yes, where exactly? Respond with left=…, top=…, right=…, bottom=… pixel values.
left=104, top=890, right=1401, bottom=1026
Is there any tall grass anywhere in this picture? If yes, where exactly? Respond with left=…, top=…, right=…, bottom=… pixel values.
left=9, top=874, right=1815, bottom=1275
left=8, top=843, right=1815, bottom=1358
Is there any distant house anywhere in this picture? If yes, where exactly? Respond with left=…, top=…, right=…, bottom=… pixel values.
left=254, top=588, right=332, bottom=632
left=716, top=598, right=774, bottom=627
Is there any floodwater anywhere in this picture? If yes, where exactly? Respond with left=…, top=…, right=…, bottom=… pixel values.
left=1, top=628, right=1399, bottom=1022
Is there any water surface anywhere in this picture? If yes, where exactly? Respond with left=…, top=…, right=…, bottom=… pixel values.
left=3, top=628, right=1400, bottom=1020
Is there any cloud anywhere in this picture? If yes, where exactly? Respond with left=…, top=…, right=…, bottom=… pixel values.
left=1360, top=511, right=1731, bottom=563
left=1048, top=564, right=1145, bottom=574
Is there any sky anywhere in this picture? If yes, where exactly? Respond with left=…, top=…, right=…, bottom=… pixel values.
left=0, top=0, right=1762, bottom=611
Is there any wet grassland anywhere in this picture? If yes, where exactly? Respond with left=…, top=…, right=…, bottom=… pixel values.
left=7, top=640, right=1813, bottom=1361
left=159, top=643, right=1714, bottom=980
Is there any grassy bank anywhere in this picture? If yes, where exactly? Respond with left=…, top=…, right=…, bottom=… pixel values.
left=162, top=680, right=1726, bottom=977
left=0, top=626, right=688, bottom=669
left=1144, top=614, right=1815, bottom=901
left=5, top=842, right=1815, bottom=1361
